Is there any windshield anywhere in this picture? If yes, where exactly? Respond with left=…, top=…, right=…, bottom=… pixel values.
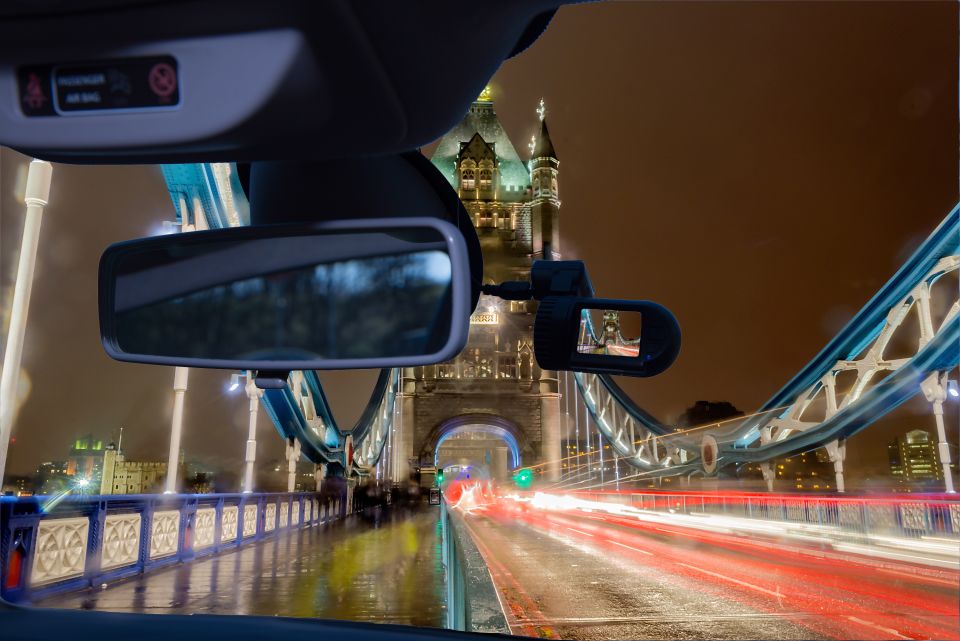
left=1, top=3, right=958, bottom=640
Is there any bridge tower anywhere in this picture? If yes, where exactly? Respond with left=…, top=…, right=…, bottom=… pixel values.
left=391, top=91, right=563, bottom=483
left=529, top=98, right=561, bottom=259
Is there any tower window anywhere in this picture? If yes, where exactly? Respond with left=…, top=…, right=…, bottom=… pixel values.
left=479, top=168, right=492, bottom=187
left=461, top=168, right=475, bottom=190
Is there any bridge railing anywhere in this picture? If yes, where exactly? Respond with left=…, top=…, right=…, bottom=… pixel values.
left=569, top=490, right=960, bottom=541
left=0, top=492, right=344, bottom=604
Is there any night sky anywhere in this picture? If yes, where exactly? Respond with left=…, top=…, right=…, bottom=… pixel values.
left=1, top=2, right=957, bottom=481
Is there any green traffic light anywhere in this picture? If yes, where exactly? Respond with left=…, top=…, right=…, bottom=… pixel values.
left=513, top=468, right=533, bottom=489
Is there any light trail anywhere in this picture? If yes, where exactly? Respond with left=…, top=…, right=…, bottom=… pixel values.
left=463, top=491, right=960, bottom=640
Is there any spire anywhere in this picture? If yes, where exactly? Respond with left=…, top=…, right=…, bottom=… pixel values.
left=532, top=117, right=557, bottom=160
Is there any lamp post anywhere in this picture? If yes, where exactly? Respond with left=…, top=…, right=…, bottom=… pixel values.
left=163, top=366, right=189, bottom=493
left=229, top=371, right=262, bottom=493
left=0, top=159, right=52, bottom=486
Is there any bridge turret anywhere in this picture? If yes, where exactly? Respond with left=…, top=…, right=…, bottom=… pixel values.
left=529, top=98, right=560, bottom=259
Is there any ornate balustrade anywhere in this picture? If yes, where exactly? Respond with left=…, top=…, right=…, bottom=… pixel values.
left=0, top=492, right=343, bottom=603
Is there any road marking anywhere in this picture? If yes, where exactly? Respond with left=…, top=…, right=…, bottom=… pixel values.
left=846, top=616, right=911, bottom=640
left=567, top=527, right=593, bottom=537
left=512, top=612, right=818, bottom=625
left=677, top=563, right=781, bottom=598
left=462, top=515, right=560, bottom=639
left=876, top=567, right=960, bottom=588
left=608, top=540, right=653, bottom=556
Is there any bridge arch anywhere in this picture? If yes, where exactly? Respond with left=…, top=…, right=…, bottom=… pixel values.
left=423, top=414, right=525, bottom=470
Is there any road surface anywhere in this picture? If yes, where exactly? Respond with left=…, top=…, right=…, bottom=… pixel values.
left=461, top=501, right=960, bottom=640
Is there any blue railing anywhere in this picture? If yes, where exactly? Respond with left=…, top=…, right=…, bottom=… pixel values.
left=0, top=491, right=343, bottom=604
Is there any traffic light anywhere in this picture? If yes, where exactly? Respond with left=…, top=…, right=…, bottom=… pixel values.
left=513, top=468, right=533, bottom=489
left=437, top=469, right=444, bottom=484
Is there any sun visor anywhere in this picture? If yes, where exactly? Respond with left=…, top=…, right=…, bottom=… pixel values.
left=0, top=1, right=564, bottom=164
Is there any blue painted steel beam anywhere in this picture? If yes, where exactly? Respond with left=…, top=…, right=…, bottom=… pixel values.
left=587, top=206, right=960, bottom=449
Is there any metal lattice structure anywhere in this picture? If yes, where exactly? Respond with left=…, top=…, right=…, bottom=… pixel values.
left=164, top=162, right=958, bottom=492
left=161, top=163, right=400, bottom=481
left=572, top=206, right=959, bottom=492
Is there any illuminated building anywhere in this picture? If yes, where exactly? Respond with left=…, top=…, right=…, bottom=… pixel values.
left=888, top=429, right=942, bottom=490
left=395, top=89, right=563, bottom=482
left=66, top=433, right=104, bottom=483
left=1, top=475, right=33, bottom=496
left=775, top=450, right=834, bottom=491
left=738, top=450, right=834, bottom=491
left=99, top=443, right=169, bottom=494
left=35, top=460, right=69, bottom=494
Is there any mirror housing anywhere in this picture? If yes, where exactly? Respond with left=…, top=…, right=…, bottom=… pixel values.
left=99, top=218, right=471, bottom=371
left=534, top=297, right=681, bottom=378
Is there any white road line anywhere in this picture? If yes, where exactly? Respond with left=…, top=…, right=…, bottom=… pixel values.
left=567, top=527, right=594, bottom=537
left=608, top=540, right=654, bottom=556
left=876, top=567, right=960, bottom=588
left=846, top=616, right=911, bottom=640
left=677, top=563, right=781, bottom=598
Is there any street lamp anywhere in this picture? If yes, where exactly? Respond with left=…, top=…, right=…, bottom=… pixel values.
left=73, top=477, right=91, bottom=495
left=229, top=371, right=262, bottom=493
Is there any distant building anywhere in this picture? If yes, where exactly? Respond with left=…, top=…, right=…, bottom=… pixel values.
left=776, top=450, right=834, bottom=491
left=676, top=401, right=744, bottom=431
left=99, top=444, right=167, bottom=495
left=2, top=475, right=33, bottom=496
left=66, top=434, right=105, bottom=485
left=738, top=449, right=834, bottom=492
left=36, top=460, right=70, bottom=494
left=186, top=472, right=212, bottom=494
left=889, top=429, right=942, bottom=490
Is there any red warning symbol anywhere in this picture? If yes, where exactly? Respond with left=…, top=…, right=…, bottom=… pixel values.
left=148, top=63, right=177, bottom=101
left=22, top=73, right=48, bottom=110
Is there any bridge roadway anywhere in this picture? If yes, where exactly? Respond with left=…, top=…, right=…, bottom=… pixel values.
left=35, top=500, right=960, bottom=640
left=38, top=504, right=446, bottom=627
left=461, top=500, right=960, bottom=640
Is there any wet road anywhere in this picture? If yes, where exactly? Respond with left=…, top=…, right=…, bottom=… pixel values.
left=38, top=506, right=447, bottom=627
left=463, top=502, right=960, bottom=640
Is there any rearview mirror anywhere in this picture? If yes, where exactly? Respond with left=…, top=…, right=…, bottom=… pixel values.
left=99, top=218, right=471, bottom=370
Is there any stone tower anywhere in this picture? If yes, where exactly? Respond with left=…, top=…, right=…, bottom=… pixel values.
left=529, top=100, right=560, bottom=259
left=391, top=91, right=563, bottom=482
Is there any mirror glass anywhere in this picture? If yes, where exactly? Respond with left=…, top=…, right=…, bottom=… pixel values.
left=577, top=308, right=642, bottom=358
left=106, top=227, right=455, bottom=363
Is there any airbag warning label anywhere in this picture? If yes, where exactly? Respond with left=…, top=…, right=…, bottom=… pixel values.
left=18, top=55, right=179, bottom=117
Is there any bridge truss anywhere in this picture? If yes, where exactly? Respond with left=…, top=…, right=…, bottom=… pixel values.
left=163, top=163, right=957, bottom=492
left=571, top=206, right=959, bottom=492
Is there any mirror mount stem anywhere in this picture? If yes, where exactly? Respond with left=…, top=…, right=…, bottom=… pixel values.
left=482, top=260, right=595, bottom=302
left=254, top=370, right=291, bottom=389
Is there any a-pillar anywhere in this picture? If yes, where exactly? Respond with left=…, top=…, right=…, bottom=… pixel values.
left=0, top=159, right=52, bottom=486
left=540, top=377, right=562, bottom=482
left=922, top=372, right=956, bottom=493
left=824, top=440, right=847, bottom=493
left=285, top=437, right=301, bottom=493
